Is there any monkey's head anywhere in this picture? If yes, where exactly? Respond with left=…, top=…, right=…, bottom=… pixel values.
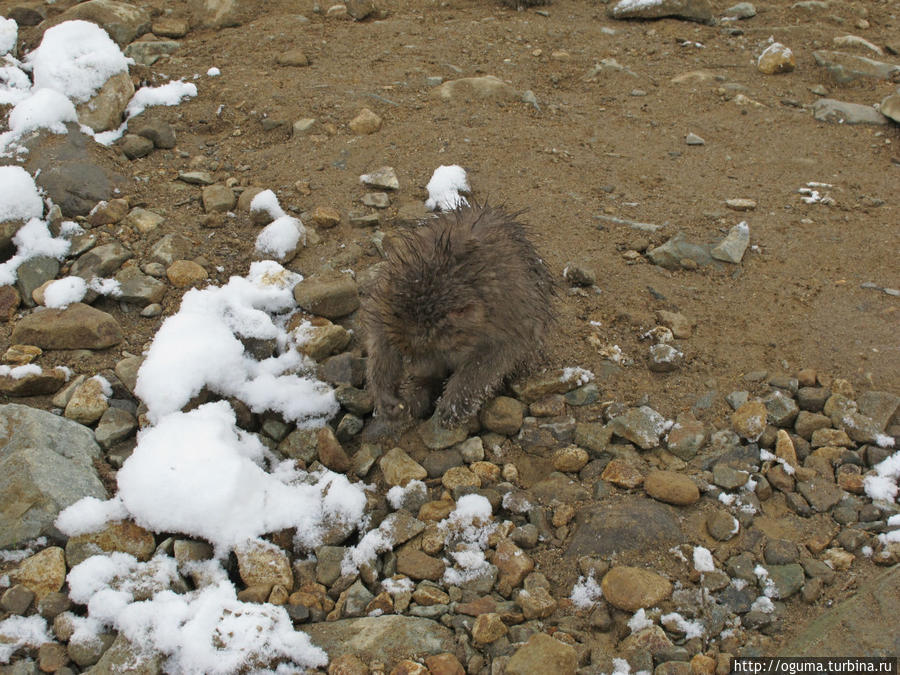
left=380, top=226, right=488, bottom=355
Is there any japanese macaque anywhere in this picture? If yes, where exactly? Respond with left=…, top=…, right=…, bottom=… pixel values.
left=361, top=204, right=555, bottom=429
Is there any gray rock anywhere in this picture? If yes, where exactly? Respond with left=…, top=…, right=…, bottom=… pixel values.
left=813, top=51, right=900, bottom=84
left=342, top=579, right=375, bottom=617
left=359, top=166, right=400, bottom=191
left=87, top=633, right=162, bottom=674
left=647, top=233, right=714, bottom=269
left=16, top=256, right=59, bottom=308
left=712, top=463, right=749, bottom=489
left=188, top=0, right=248, bottom=29
left=201, top=184, right=236, bottom=213
left=70, top=241, right=133, bottom=280
left=725, top=2, right=756, bottom=18
left=77, top=71, right=134, bottom=133
left=813, top=99, right=889, bottom=125
left=25, top=126, right=125, bottom=217
left=301, top=615, right=455, bottom=664
left=177, top=171, right=214, bottom=185
left=706, top=509, right=739, bottom=541
left=134, top=120, right=177, bottom=149
left=120, top=133, right=155, bottom=159
left=94, top=406, right=137, bottom=449
left=0, top=404, right=106, bottom=548
left=764, top=389, right=800, bottom=427
left=566, top=496, right=683, bottom=557
left=529, top=472, right=590, bottom=505
left=124, top=39, right=181, bottom=66
left=648, top=343, right=684, bottom=372
left=856, top=390, right=900, bottom=430
left=685, top=132, right=705, bottom=145
left=429, top=76, right=519, bottom=102
left=608, top=0, right=713, bottom=23
left=796, top=477, right=843, bottom=512
left=711, top=221, right=750, bottom=263
left=293, top=276, right=360, bottom=319
left=881, top=91, right=900, bottom=123
left=148, top=233, right=193, bottom=267
left=39, top=0, right=151, bottom=45
left=609, top=405, right=667, bottom=449
left=779, top=566, right=899, bottom=655
left=763, top=564, right=805, bottom=599
left=122, top=208, right=165, bottom=235
left=11, top=303, right=122, bottom=350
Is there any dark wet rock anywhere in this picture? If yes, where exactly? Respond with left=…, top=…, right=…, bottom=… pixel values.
left=70, top=241, right=133, bottom=280
left=0, top=404, right=106, bottom=548
left=566, top=496, right=683, bottom=557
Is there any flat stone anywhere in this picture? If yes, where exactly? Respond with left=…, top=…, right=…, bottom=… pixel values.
left=0, top=366, right=68, bottom=397
left=608, top=0, right=712, bottom=23
left=12, top=303, right=122, bottom=349
left=813, top=50, right=900, bottom=84
left=665, top=414, right=707, bottom=459
left=648, top=343, right=684, bottom=372
left=397, top=548, right=445, bottom=581
left=881, top=92, right=900, bottom=123
left=86, top=633, right=162, bottom=673
left=417, top=415, right=468, bottom=450
left=779, top=566, right=900, bottom=655
left=317, top=427, right=351, bottom=473
left=120, top=133, right=154, bottom=159
left=601, top=566, right=672, bottom=611
left=644, top=470, right=700, bottom=505
left=359, top=166, right=400, bottom=190
left=302, top=615, right=454, bottom=664
left=494, top=539, right=534, bottom=596
left=122, top=207, right=165, bottom=234
left=115, top=265, right=167, bottom=306
left=276, top=48, right=309, bottom=67
left=429, top=76, right=519, bottom=102
left=566, top=496, right=683, bottom=558
left=152, top=17, right=189, bottom=37
left=178, top=170, right=214, bottom=185
left=529, top=471, right=590, bottom=504
left=706, top=509, right=740, bottom=541
left=10, top=547, right=65, bottom=601
left=797, top=477, right=843, bottom=512
left=70, top=241, right=132, bottom=279
left=813, top=99, right=889, bottom=125
left=296, top=320, right=351, bottom=361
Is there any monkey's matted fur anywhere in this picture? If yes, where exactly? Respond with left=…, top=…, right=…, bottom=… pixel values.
left=362, top=204, right=556, bottom=428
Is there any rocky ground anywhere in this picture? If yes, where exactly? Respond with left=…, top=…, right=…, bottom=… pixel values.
left=1, top=0, right=899, bottom=673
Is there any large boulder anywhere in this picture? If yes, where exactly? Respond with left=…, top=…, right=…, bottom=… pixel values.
left=0, top=404, right=107, bottom=548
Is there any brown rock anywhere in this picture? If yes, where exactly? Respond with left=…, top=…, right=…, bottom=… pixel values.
left=441, top=465, right=480, bottom=491
left=276, top=48, right=309, bottom=67
left=506, top=632, right=577, bottom=675
left=349, top=108, right=382, bottom=135
left=552, top=445, right=589, bottom=473
left=167, top=260, right=209, bottom=288
left=424, top=653, right=465, bottom=675
left=601, top=566, right=672, bottom=612
left=65, top=520, right=155, bottom=567
left=732, top=401, right=768, bottom=441
left=418, top=498, right=455, bottom=522
left=601, top=458, right=644, bottom=489
left=235, top=540, right=293, bottom=588
left=87, top=198, right=130, bottom=226
left=328, top=653, right=370, bottom=675
left=644, top=470, right=700, bottom=505
left=480, top=396, right=525, bottom=435
left=494, top=539, right=534, bottom=596
left=758, top=43, right=796, bottom=74
left=380, top=447, right=428, bottom=486
left=775, top=429, right=799, bottom=469
left=472, top=612, right=507, bottom=644
left=11, top=547, right=66, bottom=601
left=311, top=206, right=342, bottom=228
left=396, top=548, right=445, bottom=581
left=2, top=344, right=42, bottom=366
left=0, top=285, right=21, bottom=320
left=656, top=309, right=693, bottom=338
left=11, top=303, right=122, bottom=350
left=0, top=367, right=68, bottom=397
left=317, top=427, right=351, bottom=473
left=691, top=654, right=717, bottom=675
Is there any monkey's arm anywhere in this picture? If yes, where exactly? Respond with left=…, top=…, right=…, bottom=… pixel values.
left=365, top=323, right=405, bottom=419
left=435, top=341, right=523, bottom=426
